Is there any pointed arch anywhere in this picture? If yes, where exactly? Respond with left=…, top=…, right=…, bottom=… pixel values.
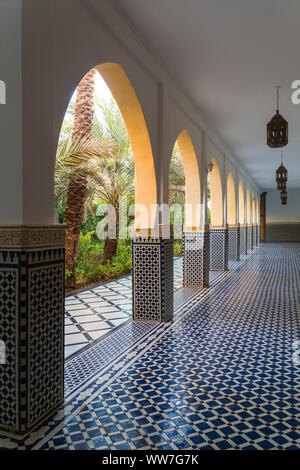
left=227, top=172, right=236, bottom=225
left=96, top=62, right=157, bottom=228
left=209, top=157, right=223, bottom=226
left=238, top=181, right=245, bottom=225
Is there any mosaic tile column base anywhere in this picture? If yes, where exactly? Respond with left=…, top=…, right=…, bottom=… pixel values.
left=240, top=225, right=247, bottom=255
left=257, top=224, right=260, bottom=244
left=247, top=224, right=253, bottom=251
left=132, top=231, right=173, bottom=322
left=0, top=226, right=65, bottom=437
left=252, top=224, right=257, bottom=247
left=210, top=227, right=228, bottom=271
left=228, top=225, right=240, bottom=261
left=183, top=230, right=210, bottom=288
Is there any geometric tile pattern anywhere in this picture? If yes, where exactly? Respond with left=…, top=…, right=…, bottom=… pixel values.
left=240, top=225, right=247, bottom=255
left=228, top=226, right=240, bottom=261
left=247, top=224, right=253, bottom=251
left=132, top=236, right=173, bottom=322
left=1, top=243, right=299, bottom=450
left=65, top=257, right=184, bottom=359
left=252, top=224, right=257, bottom=247
left=183, top=231, right=210, bottom=288
left=0, top=264, right=18, bottom=432
left=28, top=262, right=64, bottom=429
left=210, top=228, right=229, bottom=271
left=0, top=247, right=65, bottom=436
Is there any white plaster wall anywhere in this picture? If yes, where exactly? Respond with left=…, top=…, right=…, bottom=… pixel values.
left=1, top=0, right=260, bottom=226
left=266, top=189, right=300, bottom=223
left=0, top=0, right=23, bottom=224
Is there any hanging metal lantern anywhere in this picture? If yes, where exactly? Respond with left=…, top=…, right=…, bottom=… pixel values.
left=280, top=189, right=287, bottom=205
left=267, top=86, right=288, bottom=148
left=275, top=151, right=288, bottom=191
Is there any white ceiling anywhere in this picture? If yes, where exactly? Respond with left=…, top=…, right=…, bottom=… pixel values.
left=115, top=0, right=300, bottom=189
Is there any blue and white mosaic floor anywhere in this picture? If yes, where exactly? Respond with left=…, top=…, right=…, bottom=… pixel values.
left=64, top=257, right=184, bottom=358
left=65, top=257, right=223, bottom=358
left=1, top=243, right=299, bottom=450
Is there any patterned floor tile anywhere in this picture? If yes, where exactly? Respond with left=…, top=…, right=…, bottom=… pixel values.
left=1, top=243, right=299, bottom=450
left=64, top=257, right=184, bottom=358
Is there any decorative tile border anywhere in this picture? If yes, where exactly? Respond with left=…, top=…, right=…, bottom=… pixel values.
left=0, top=226, right=65, bottom=250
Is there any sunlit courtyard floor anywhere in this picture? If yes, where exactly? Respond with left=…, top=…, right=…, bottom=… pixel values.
left=1, top=243, right=299, bottom=450
left=65, top=257, right=233, bottom=358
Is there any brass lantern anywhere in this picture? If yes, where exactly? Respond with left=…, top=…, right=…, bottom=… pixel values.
left=267, top=87, right=288, bottom=148
left=280, top=189, right=287, bottom=205
left=275, top=151, right=288, bottom=191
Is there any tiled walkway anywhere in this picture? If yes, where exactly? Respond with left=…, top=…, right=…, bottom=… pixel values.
left=1, top=243, right=300, bottom=450
left=65, top=257, right=184, bottom=358
left=65, top=257, right=221, bottom=358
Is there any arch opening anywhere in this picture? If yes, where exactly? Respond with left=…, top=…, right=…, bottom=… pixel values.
left=173, top=130, right=201, bottom=230
left=208, top=157, right=223, bottom=226
left=96, top=63, right=157, bottom=229
left=238, top=181, right=245, bottom=225
left=227, top=172, right=236, bottom=225
left=252, top=193, right=256, bottom=224
left=246, top=189, right=251, bottom=224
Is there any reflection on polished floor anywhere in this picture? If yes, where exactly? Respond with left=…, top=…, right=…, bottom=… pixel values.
left=1, top=243, right=299, bottom=450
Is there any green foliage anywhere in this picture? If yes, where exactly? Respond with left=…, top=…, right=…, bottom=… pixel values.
left=56, top=200, right=66, bottom=224
left=207, top=208, right=211, bottom=223
left=75, top=232, right=132, bottom=285
left=174, top=240, right=183, bottom=256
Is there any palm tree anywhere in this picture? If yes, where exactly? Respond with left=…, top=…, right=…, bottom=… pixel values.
left=60, top=69, right=116, bottom=286
left=168, top=144, right=186, bottom=205
left=93, top=99, right=134, bottom=263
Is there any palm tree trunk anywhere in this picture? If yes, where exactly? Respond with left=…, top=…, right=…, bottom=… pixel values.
left=64, top=68, right=96, bottom=287
left=101, top=205, right=119, bottom=263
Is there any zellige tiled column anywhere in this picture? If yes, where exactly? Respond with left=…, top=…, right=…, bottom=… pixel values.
left=210, top=225, right=228, bottom=271
left=252, top=223, right=257, bottom=247
left=183, top=226, right=210, bottom=288
left=132, top=226, right=173, bottom=322
left=247, top=223, right=253, bottom=251
left=239, top=224, right=247, bottom=255
left=0, top=225, right=65, bottom=437
left=228, top=224, right=240, bottom=261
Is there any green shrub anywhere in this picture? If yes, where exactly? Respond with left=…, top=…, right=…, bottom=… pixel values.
left=174, top=239, right=183, bottom=256
left=74, top=232, right=132, bottom=286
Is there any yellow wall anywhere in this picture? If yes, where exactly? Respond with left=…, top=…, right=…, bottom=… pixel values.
left=176, top=130, right=201, bottom=230
left=239, top=181, right=245, bottom=224
left=227, top=172, right=236, bottom=225
left=252, top=194, right=256, bottom=224
left=246, top=189, right=251, bottom=224
left=209, top=157, right=223, bottom=226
